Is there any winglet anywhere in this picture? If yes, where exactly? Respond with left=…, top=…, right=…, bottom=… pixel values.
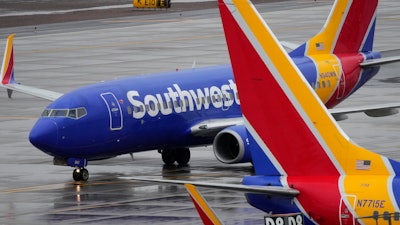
left=0, top=34, right=63, bottom=101
left=1, top=34, right=16, bottom=85
left=1, top=34, right=16, bottom=98
left=184, top=184, right=223, bottom=225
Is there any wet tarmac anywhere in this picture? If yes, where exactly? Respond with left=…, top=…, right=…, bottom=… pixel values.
left=0, top=0, right=399, bottom=224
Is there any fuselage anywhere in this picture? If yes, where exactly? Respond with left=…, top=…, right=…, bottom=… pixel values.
left=29, top=52, right=381, bottom=161
left=243, top=169, right=400, bottom=224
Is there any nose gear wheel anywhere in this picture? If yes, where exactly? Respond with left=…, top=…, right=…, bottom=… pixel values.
left=73, top=168, right=89, bottom=181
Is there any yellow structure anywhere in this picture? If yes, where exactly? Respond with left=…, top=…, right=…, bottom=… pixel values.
left=133, top=0, right=171, bottom=8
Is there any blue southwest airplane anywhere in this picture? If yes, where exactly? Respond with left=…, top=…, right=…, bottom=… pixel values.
left=132, top=0, right=400, bottom=223
left=1, top=0, right=400, bottom=181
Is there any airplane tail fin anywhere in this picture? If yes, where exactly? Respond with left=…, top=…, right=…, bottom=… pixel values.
left=185, top=184, right=223, bottom=225
left=218, top=0, right=399, bottom=178
left=1, top=34, right=16, bottom=88
left=290, top=0, right=378, bottom=56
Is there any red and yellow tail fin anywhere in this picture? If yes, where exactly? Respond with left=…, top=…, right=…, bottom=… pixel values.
left=291, top=0, right=378, bottom=56
left=218, top=0, right=393, bottom=177
left=185, top=184, right=223, bottom=225
left=219, top=0, right=400, bottom=220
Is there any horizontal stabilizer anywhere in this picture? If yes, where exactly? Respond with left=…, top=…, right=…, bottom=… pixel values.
left=126, top=177, right=299, bottom=197
left=329, top=103, right=400, bottom=121
left=360, top=55, right=400, bottom=67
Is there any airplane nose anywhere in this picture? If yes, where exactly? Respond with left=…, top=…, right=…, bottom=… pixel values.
left=29, top=119, right=59, bottom=152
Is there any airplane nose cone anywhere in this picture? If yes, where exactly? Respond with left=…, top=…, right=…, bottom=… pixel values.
left=29, top=119, right=59, bottom=153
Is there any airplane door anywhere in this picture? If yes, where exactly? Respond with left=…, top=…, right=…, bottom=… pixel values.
left=339, top=195, right=356, bottom=225
left=101, top=92, right=123, bottom=131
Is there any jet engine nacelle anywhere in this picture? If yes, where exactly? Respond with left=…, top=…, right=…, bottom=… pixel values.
left=213, top=125, right=252, bottom=164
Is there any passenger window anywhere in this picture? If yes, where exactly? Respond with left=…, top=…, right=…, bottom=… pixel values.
left=322, top=81, right=326, bottom=88
left=127, top=106, right=132, bottom=115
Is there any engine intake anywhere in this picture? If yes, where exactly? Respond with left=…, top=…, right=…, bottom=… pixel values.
left=213, top=125, right=252, bottom=164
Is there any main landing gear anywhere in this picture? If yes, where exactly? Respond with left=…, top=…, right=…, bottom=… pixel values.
left=160, top=148, right=190, bottom=165
left=73, top=167, right=89, bottom=181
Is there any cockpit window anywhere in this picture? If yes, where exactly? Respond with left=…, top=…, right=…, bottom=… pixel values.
left=50, top=109, right=68, bottom=117
left=41, top=107, right=87, bottom=119
left=41, top=109, right=51, bottom=117
left=77, top=108, right=87, bottom=118
left=68, top=109, right=77, bottom=118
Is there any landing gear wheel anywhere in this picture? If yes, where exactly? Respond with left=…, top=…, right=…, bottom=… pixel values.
left=162, top=150, right=176, bottom=165
left=176, top=148, right=190, bottom=165
left=81, top=168, right=89, bottom=181
left=73, top=168, right=89, bottom=181
left=73, top=168, right=81, bottom=181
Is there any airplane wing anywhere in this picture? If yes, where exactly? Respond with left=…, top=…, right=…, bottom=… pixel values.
left=127, top=177, right=300, bottom=197
left=191, top=101, right=400, bottom=136
left=1, top=34, right=63, bottom=101
left=1, top=83, right=63, bottom=101
left=191, top=101, right=400, bottom=135
left=329, top=103, right=400, bottom=121
left=190, top=117, right=243, bottom=137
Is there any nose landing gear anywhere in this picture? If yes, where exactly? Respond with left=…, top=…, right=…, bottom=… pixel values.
left=73, top=168, right=89, bottom=181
